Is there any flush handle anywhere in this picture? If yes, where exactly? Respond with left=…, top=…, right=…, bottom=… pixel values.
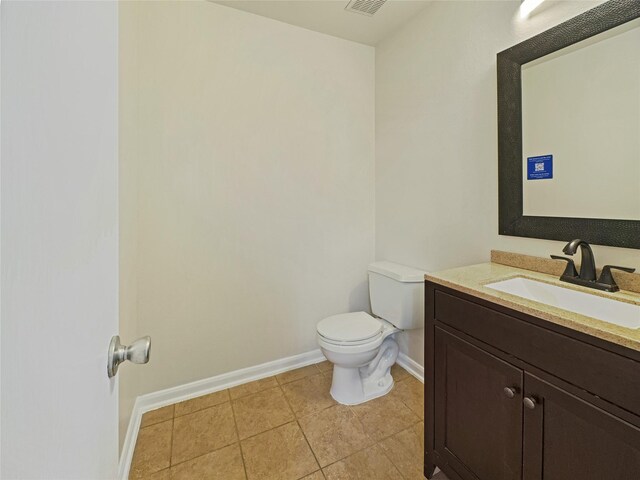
left=107, top=335, right=151, bottom=378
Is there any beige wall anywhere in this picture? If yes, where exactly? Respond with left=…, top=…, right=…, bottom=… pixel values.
left=119, top=0, right=375, bottom=444
left=375, top=0, right=640, bottom=366
left=119, top=0, right=640, bottom=440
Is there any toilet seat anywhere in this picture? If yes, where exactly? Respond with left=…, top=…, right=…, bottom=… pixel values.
left=317, top=312, right=386, bottom=354
left=318, top=333, right=384, bottom=354
left=317, top=312, right=382, bottom=345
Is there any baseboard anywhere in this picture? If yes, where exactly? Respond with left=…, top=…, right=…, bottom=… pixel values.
left=118, top=348, right=326, bottom=479
left=397, top=352, right=424, bottom=383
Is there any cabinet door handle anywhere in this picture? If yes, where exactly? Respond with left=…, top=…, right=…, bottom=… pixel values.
left=523, top=397, right=537, bottom=410
left=503, top=387, right=517, bottom=399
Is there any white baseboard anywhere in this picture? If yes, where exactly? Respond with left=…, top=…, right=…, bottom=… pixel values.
left=118, top=348, right=326, bottom=479
left=397, top=352, right=424, bottom=383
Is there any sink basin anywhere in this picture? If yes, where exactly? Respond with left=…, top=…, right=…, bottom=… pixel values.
left=485, top=277, right=640, bottom=329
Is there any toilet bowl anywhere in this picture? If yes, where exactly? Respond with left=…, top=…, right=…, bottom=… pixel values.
left=316, top=261, right=426, bottom=405
left=317, top=312, right=399, bottom=404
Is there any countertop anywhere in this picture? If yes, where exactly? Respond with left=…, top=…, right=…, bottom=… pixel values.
left=426, top=262, right=640, bottom=353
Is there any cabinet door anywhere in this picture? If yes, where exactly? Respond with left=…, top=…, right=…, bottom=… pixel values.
left=523, top=373, right=640, bottom=480
left=435, top=328, right=523, bottom=480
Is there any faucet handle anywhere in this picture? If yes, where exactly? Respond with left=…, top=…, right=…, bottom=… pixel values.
left=550, top=255, right=578, bottom=278
left=597, top=265, right=636, bottom=292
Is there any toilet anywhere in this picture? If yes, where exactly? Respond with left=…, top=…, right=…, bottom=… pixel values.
left=316, top=261, right=426, bottom=405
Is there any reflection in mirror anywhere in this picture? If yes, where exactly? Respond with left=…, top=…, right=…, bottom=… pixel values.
left=521, top=17, right=640, bottom=221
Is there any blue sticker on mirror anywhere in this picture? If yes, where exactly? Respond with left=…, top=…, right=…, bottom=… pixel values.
left=527, top=155, right=553, bottom=180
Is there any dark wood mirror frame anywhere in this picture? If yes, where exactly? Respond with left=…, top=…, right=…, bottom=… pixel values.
left=497, top=0, right=640, bottom=249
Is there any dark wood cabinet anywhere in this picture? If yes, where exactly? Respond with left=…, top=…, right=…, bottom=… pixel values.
left=425, top=281, right=640, bottom=480
left=435, top=328, right=522, bottom=480
left=522, top=373, right=640, bottom=480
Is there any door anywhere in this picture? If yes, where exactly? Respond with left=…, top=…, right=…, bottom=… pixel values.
left=1, top=1, right=120, bottom=478
left=523, top=373, right=640, bottom=480
left=435, top=328, right=523, bottom=480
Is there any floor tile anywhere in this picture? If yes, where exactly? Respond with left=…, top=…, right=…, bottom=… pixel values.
left=130, top=420, right=173, bottom=479
left=350, top=393, right=419, bottom=442
left=300, top=471, right=325, bottom=480
left=140, top=405, right=174, bottom=429
left=298, top=404, right=373, bottom=467
left=241, top=422, right=319, bottom=480
left=378, top=422, right=424, bottom=480
left=174, top=389, right=230, bottom=417
left=131, top=368, right=427, bottom=480
left=391, top=376, right=424, bottom=420
left=391, top=364, right=411, bottom=383
left=281, top=373, right=335, bottom=418
left=229, top=376, right=279, bottom=400
left=315, top=361, right=333, bottom=373
left=170, top=443, right=246, bottom=480
left=322, top=444, right=401, bottom=480
left=144, top=468, right=171, bottom=480
left=233, top=386, right=295, bottom=439
left=276, top=365, right=321, bottom=385
left=171, top=402, right=237, bottom=465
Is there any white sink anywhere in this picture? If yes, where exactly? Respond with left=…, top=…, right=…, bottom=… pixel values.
left=485, top=277, right=640, bottom=330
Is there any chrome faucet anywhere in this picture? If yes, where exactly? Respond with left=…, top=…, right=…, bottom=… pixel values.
left=551, top=239, right=635, bottom=292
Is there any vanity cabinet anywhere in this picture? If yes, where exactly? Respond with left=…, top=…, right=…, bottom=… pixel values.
left=522, top=373, right=640, bottom=479
left=434, top=329, right=523, bottom=480
left=425, top=282, right=640, bottom=480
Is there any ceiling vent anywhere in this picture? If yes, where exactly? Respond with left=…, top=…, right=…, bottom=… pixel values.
left=345, top=0, right=387, bottom=16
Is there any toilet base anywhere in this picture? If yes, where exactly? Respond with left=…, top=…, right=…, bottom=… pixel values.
left=328, top=337, right=399, bottom=405
left=330, top=371, right=395, bottom=405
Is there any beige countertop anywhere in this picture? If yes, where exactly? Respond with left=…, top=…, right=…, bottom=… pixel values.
left=426, top=262, right=640, bottom=352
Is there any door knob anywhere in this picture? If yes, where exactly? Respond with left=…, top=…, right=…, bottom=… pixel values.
left=107, top=335, right=151, bottom=378
left=523, top=396, right=537, bottom=410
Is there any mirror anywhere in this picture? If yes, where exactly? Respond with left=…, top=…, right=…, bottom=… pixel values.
left=522, top=18, right=640, bottom=221
left=498, top=0, right=640, bottom=248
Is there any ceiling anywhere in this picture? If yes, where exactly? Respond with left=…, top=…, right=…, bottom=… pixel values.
left=212, top=0, right=432, bottom=46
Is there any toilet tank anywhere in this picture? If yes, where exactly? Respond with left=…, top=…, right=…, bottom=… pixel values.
left=368, top=261, right=427, bottom=330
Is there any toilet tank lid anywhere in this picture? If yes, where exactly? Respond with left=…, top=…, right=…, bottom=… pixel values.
left=368, top=261, right=426, bottom=283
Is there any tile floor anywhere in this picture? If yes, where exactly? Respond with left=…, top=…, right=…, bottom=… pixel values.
left=129, top=362, right=449, bottom=480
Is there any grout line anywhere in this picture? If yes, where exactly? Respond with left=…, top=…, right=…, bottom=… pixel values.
left=319, top=435, right=406, bottom=476
left=230, top=393, right=250, bottom=480
left=136, top=405, right=173, bottom=430
left=144, top=467, right=170, bottom=479
left=279, top=379, right=322, bottom=472
left=375, top=443, right=405, bottom=478
left=283, top=372, right=337, bottom=421
left=159, top=400, right=240, bottom=470
left=275, top=363, right=322, bottom=387
left=376, top=426, right=422, bottom=480
left=318, top=368, right=419, bottom=469
left=231, top=384, right=295, bottom=441
left=229, top=376, right=278, bottom=401
left=129, top=418, right=175, bottom=478
left=295, top=418, right=322, bottom=473
left=168, top=413, right=175, bottom=467
left=163, top=441, right=241, bottom=472
left=172, top=389, right=231, bottom=419
left=318, top=405, right=376, bottom=469
left=390, top=369, right=424, bottom=419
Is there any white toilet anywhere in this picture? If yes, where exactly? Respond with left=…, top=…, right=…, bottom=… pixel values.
left=316, top=261, right=426, bottom=405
